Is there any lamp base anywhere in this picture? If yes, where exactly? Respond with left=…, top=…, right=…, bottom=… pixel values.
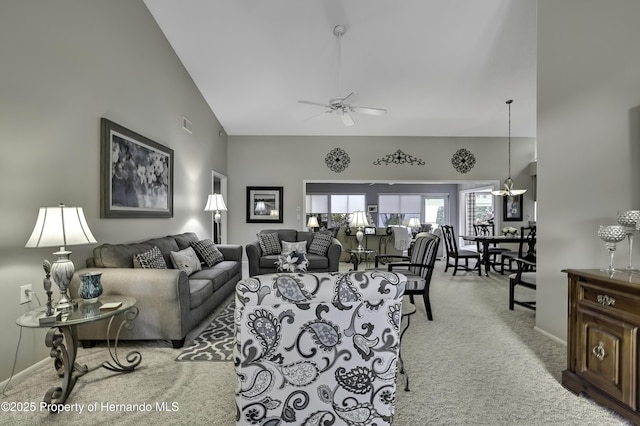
left=50, top=250, right=76, bottom=314
left=356, top=229, right=364, bottom=251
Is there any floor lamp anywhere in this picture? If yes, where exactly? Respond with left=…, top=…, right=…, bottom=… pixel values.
left=205, top=193, right=227, bottom=244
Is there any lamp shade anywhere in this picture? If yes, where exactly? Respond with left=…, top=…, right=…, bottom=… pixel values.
left=25, top=204, right=97, bottom=248
left=204, top=193, right=227, bottom=212
left=350, top=211, right=369, bottom=227
left=307, top=216, right=320, bottom=228
left=408, top=217, right=421, bottom=228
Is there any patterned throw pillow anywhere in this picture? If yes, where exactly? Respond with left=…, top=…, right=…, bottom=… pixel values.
left=281, top=241, right=307, bottom=255
left=276, top=250, right=309, bottom=272
left=308, top=232, right=332, bottom=256
left=170, top=247, right=202, bottom=275
left=135, top=246, right=167, bottom=269
left=191, top=239, right=224, bottom=267
left=258, top=232, right=281, bottom=255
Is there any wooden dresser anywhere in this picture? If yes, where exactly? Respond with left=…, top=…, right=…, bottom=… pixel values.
left=563, top=269, right=640, bottom=424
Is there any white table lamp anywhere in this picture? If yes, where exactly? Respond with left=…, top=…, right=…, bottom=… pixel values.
left=307, top=216, right=319, bottom=232
left=350, top=211, right=369, bottom=250
left=408, top=217, right=421, bottom=237
left=25, top=204, right=97, bottom=313
left=204, top=193, right=227, bottom=243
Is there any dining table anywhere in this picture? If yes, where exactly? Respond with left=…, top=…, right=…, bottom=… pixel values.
left=462, top=234, right=527, bottom=276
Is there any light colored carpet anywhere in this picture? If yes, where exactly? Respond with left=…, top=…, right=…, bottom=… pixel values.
left=0, top=261, right=632, bottom=425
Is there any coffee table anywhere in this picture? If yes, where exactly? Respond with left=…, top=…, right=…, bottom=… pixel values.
left=16, top=296, right=141, bottom=409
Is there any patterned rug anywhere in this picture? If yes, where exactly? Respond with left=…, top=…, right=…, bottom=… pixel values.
left=175, top=300, right=235, bottom=361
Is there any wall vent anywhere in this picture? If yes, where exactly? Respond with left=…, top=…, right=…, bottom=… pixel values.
left=182, top=115, right=192, bottom=134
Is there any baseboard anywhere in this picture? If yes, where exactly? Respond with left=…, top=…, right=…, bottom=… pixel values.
left=0, top=357, right=49, bottom=391
left=534, top=325, right=567, bottom=346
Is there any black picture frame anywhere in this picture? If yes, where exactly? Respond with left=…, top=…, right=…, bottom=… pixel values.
left=246, top=186, right=283, bottom=223
left=367, top=204, right=378, bottom=213
left=100, top=118, right=173, bottom=218
left=503, top=194, right=523, bottom=221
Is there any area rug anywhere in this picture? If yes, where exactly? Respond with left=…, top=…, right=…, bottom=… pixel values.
left=175, top=300, right=235, bottom=361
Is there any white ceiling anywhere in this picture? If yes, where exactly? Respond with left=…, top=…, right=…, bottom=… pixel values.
left=143, top=0, right=537, bottom=138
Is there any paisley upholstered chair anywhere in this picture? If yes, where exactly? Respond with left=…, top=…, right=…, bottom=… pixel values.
left=234, top=271, right=406, bottom=425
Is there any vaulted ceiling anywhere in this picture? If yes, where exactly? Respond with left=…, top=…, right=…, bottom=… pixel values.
left=144, top=0, right=536, bottom=138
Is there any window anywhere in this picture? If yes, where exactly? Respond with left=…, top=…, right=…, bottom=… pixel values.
left=459, top=187, right=495, bottom=247
left=423, top=196, right=448, bottom=229
left=305, top=194, right=365, bottom=228
left=378, top=194, right=421, bottom=227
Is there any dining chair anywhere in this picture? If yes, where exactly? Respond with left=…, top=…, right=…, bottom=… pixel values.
left=500, top=225, right=536, bottom=274
left=374, top=233, right=440, bottom=320
left=509, top=237, right=537, bottom=310
left=441, top=225, right=481, bottom=276
left=473, top=223, right=510, bottom=272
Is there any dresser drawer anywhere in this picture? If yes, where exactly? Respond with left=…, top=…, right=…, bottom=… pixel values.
left=578, top=280, right=640, bottom=320
left=576, top=307, right=638, bottom=409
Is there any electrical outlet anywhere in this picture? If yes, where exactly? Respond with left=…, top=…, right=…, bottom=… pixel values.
left=20, top=284, right=32, bottom=304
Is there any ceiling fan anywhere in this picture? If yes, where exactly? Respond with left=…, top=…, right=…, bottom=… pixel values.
left=298, top=25, right=387, bottom=127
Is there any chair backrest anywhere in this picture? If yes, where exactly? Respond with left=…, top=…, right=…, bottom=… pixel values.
left=408, top=233, right=441, bottom=282
left=473, top=223, right=497, bottom=249
left=518, top=226, right=537, bottom=258
left=441, top=225, right=459, bottom=256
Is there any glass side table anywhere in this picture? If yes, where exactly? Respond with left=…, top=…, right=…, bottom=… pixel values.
left=345, top=248, right=376, bottom=270
left=16, top=296, right=141, bottom=409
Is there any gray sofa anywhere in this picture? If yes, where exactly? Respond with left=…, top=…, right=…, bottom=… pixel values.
left=246, top=229, right=342, bottom=277
left=70, top=232, right=242, bottom=348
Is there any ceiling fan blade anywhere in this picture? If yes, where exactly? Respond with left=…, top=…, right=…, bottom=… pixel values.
left=351, top=105, right=387, bottom=116
left=342, top=92, right=356, bottom=103
left=339, top=109, right=355, bottom=127
left=303, top=110, right=333, bottom=122
left=298, top=100, right=332, bottom=108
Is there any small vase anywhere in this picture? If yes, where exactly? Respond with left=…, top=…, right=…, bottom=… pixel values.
left=79, top=271, right=103, bottom=303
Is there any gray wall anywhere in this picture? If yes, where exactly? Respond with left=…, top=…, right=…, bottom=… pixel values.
left=0, top=0, right=226, bottom=382
left=537, top=0, right=640, bottom=340
left=227, top=135, right=536, bottom=248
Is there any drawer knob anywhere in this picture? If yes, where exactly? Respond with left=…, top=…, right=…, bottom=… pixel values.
left=592, top=341, right=606, bottom=361
left=597, top=294, right=616, bottom=306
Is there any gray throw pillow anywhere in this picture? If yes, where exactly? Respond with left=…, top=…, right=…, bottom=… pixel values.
left=170, top=246, right=202, bottom=275
left=191, top=239, right=224, bottom=267
left=258, top=232, right=281, bottom=255
left=308, top=232, right=332, bottom=256
left=135, top=246, right=167, bottom=269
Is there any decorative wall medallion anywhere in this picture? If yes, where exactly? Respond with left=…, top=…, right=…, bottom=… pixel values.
left=325, top=148, right=351, bottom=173
left=451, top=148, right=476, bottom=173
left=373, top=149, right=425, bottom=166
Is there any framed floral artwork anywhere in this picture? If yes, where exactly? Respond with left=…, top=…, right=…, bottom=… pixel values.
left=100, top=118, right=173, bottom=218
left=503, top=194, right=523, bottom=222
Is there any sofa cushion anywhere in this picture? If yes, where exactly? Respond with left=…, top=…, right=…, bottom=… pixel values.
left=171, top=232, right=200, bottom=250
left=93, top=242, right=153, bottom=268
left=191, top=239, right=224, bottom=267
left=189, top=279, right=213, bottom=309
left=190, top=265, right=230, bottom=292
left=258, top=232, right=281, bottom=255
left=143, top=237, right=180, bottom=268
left=281, top=241, right=307, bottom=255
left=308, top=232, right=332, bottom=256
left=135, top=246, right=168, bottom=269
left=305, top=253, right=329, bottom=270
left=170, top=247, right=202, bottom=275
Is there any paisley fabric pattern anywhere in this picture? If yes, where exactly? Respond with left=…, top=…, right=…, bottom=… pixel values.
left=235, top=271, right=406, bottom=425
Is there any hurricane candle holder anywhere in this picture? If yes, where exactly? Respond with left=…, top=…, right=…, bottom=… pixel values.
left=598, top=225, right=627, bottom=273
left=617, top=210, right=640, bottom=272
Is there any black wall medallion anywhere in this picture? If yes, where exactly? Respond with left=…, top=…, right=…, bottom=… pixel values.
left=325, top=147, right=351, bottom=173
left=373, top=149, right=425, bottom=166
left=451, top=148, right=476, bottom=173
